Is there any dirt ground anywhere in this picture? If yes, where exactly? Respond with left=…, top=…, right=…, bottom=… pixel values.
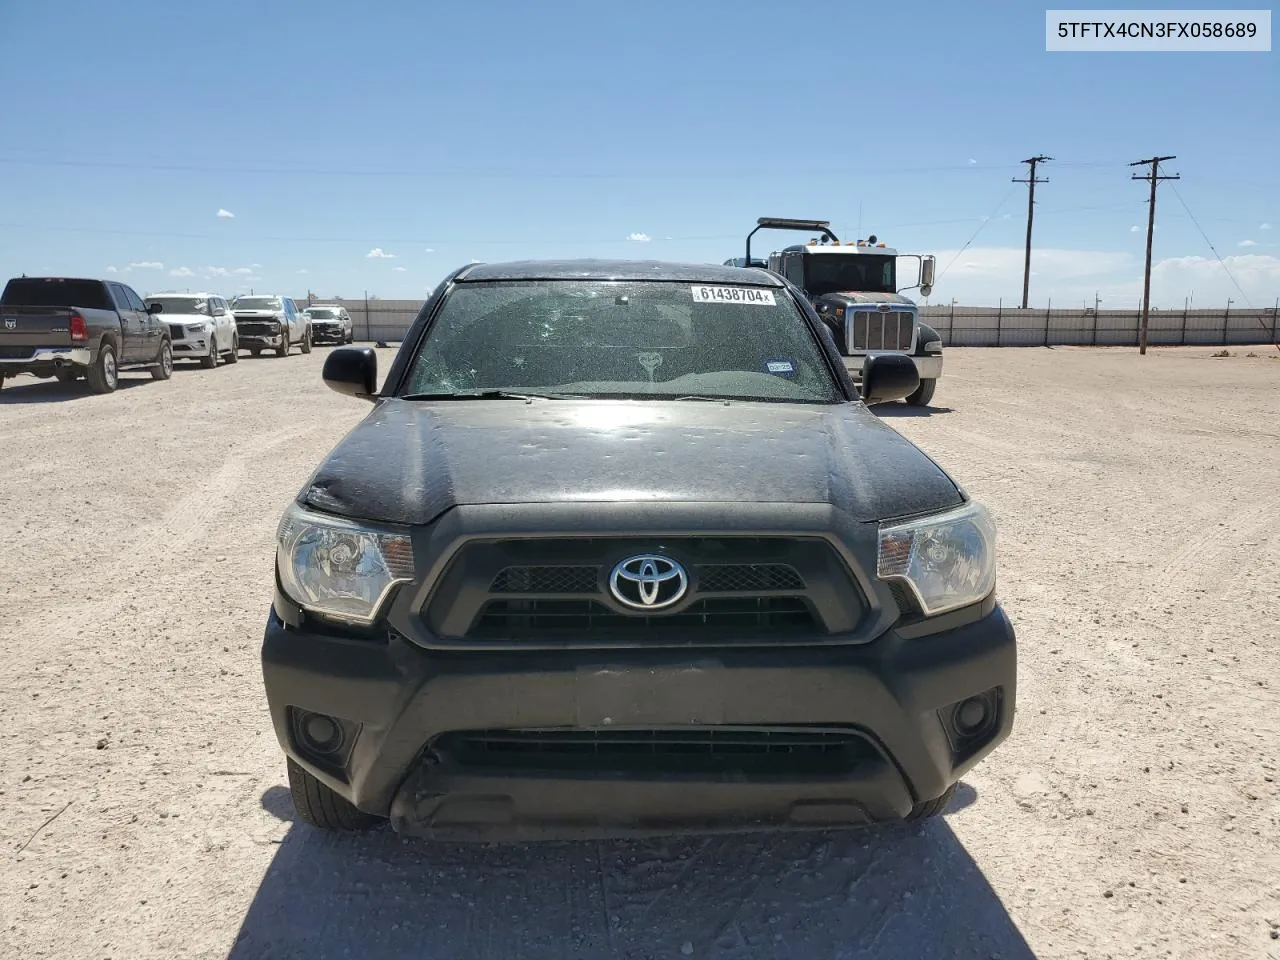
left=1, top=344, right=1277, bottom=960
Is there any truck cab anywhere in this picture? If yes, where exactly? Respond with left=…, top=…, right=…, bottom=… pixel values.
left=731, top=218, right=944, bottom=407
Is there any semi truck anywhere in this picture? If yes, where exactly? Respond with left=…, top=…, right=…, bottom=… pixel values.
left=726, top=217, right=943, bottom=406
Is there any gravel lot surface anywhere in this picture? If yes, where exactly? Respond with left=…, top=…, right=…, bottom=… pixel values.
left=1, top=345, right=1277, bottom=960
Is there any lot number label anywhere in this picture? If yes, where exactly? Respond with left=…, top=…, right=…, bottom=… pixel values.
left=690, top=285, right=776, bottom=306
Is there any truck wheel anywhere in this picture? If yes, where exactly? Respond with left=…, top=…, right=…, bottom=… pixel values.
left=250, top=347, right=262, bottom=358
left=224, top=335, right=239, bottom=363
left=286, top=758, right=380, bottom=831
left=200, top=334, right=218, bottom=369
left=86, top=343, right=119, bottom=394
left=300, top=328, right=312, bottom=354
left=905, top=378, right=936, bottom=407
left=904, top=783, right=957, bottom=822
left=54, top=368, right=82, bottom=383
left=151, top=339, right=173, bottom=380
left=276, top=336, right=290, bottom=358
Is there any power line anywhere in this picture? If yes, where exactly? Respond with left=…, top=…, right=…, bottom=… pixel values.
left=1168, top=182, right=1280, bottom=353
left=1130, top=155, right=1179, bottom=355
left=1013, top=156, right=1052, bottom=308
left=934, top=185, right=1020, bottom=285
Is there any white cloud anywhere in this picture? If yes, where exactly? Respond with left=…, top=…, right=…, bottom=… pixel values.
left=393, top=266, right=407, bottom=272
left=205, top=266, right=230, bottom=277
left=169, top=266, right=196, bottom=277
left=105, top=266, right=118, bottom=273
left=296, top=268, right=309, bottom=275
left=1238, top=239, right=1258, bottom=247
left=1260, top=223, right=1272, bottom=230
left=232, top=267, right=254, bottom=275
left=1130, top=225, right=1141, bottom=233
left=216, top=208, right=235, bottom=219
left=626, top=232, right=652, bottom=242
left=922, top=245, right=1280, bottom=308
left=250, top=263, right=261, bottom=268
left=968, top=158, right=978, bottom=165
left=128, top=261, right=164, bottom=270
left=424, top=248, right=435, bottom=253
left=366, top=247, right=397, bottom=259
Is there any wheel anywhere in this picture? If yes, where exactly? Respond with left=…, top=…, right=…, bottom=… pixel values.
left=276, top=335, right=290, bottom=358
left=300, top=327, right=312, bottom=354
left=286, top=758, right=381, bottom=831
left=346, top=330, right=354, bottom=344
left=151, top=338, right=173, bottom=380
left=224, top=335, right=239, bottom=363
left=250, top=347, right=262, bottom=358
left=905, top=377, right=936, bottom=407
left=200, top=333, right=218, bottom=369
left=904, top=783, right=957, bottom=822
left=86, top=343, right=119, bottom=394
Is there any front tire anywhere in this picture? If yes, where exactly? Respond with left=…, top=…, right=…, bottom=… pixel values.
left=905, top=377, right=936, bottom=407
left=300, top=327, right=312, bottom=354
left=86, top=343, right=119, bottom=394
left=904, top=783, right=957, bottom=822
left=250, top=347, right=262, bottom=358
left=225, top=335, right=239, bottom=363
left=286, top=758, right=381, bottom=831
left=276, top=335, right=290, bottom=358
left=151, top=338, right=173, bottom=380
left=200, top=334, right=218, bottom=369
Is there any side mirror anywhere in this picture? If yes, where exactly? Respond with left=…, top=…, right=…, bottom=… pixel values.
left=213, top=306, right=226, bottom=316
left=322, top=347, right=377, bottom=400
left=147, top=302, right=162, bottom=314
left=919, top=256, right=936, bottom=299
left=860, top=353, right=920, bottom=404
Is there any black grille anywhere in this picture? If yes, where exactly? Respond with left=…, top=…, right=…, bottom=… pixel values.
left=167, top=324, right=185, bottom=340
left=236, top=321, right=276, bottom=335
left=433, top=727, right=877, bottom=776
left=698, top=564, right=804, bottom=592
left=491, top=565, right=598, bottom=593
left=487, top=562, right=803, bottom=595
left=848, top=310, right=913, bottom=351
left=469, top=597, right=817, bottom=642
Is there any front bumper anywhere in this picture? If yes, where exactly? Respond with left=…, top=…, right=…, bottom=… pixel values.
left=171, top=335, right=213, bottom=357
left=0, top=346, right=93, bottom=376
left=240, top=334, right=284, bottom=348
left=311, top=326, right=346, bottom=343
left=261, top=599, right=1016, bottom=840
left=845, top=353, right=943, bottom=382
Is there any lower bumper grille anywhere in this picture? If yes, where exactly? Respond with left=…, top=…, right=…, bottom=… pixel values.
left=469, top=597, right=818, bottom=642
left=433, top=727, right=878, bottom=776
left=237, top=322, right=277, bottom=336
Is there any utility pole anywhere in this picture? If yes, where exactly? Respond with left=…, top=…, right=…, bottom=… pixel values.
left=1013, top=155, right=1051, bottom=309
left=1130, top=155, right=1179, bottom=355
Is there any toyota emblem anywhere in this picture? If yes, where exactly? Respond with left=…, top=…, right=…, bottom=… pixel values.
left=608, top=554, right=688, bottom=611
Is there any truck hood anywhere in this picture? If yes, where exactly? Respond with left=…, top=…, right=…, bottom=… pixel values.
left=300, top=398, right=963, bottom=526
left=823, top=291, right=918, bottom=306
left=234, top=310, right=282, bottom=318
left=160, top=312, right=210, bottom=323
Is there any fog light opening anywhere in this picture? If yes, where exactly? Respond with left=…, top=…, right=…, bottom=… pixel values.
left=300, top=711, right=344, bottom=754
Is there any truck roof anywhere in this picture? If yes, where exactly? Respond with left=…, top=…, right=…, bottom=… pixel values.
left=458, top=259, right=784, bottom=286
left=779, top=243, right=901, bottom=257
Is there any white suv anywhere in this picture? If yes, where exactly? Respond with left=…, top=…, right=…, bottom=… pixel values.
left=145, top=292, right=239, bottom=368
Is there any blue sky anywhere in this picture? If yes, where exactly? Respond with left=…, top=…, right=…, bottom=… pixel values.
left=0, top=0, right=1275, bottom=307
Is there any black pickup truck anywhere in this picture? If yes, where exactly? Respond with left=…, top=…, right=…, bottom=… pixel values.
left=0, top=276, right=174, bottom=394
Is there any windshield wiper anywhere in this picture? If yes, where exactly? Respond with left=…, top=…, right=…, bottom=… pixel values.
left=673, top=395, right=733, bottom=403
left=399, top=389, right=581, bottom=401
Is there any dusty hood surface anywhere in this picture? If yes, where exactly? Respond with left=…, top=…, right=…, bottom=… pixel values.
left=823, top=291, right=919, bottom=306
left=300, top=398, right=963, bottom=526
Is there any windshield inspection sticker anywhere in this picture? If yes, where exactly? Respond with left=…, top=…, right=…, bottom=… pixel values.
left=765, top=359, right=797, bottom=377
left=691, top=285, right=776, bottom=306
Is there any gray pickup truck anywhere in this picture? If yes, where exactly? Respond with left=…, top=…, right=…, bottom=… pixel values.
left=0, top=276, right=174, bottom=394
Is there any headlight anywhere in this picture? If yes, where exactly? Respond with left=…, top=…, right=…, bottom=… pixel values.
left=275, top=502, right=415, bottom=624
left=923, top=339, right=943, bottom=353
left=877, top=501, right=996, bottom=616
left=186, top=323, right=206, bottom=334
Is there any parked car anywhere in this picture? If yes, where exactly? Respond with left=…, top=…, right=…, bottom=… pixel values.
left=261, top=258, right=1016, bottom=839
left=303, top=305, right=353, bottom=345
left=0, top=276, right=173, bottom=393
left=231, top=295, right=311, bottom=357
left=144, top=292, right=239, bottom=368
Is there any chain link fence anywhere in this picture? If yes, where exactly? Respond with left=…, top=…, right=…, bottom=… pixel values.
left=301, top=297, right=1280, bottom=349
